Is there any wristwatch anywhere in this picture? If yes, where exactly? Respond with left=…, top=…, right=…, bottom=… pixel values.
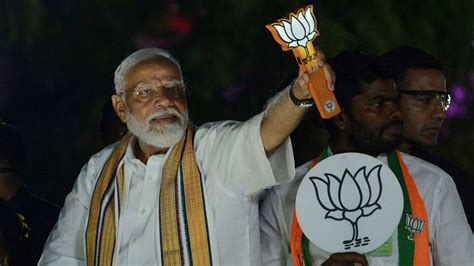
left=288, top=82, right=314, bottom=108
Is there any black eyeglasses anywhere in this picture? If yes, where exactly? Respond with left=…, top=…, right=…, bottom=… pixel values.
left=120, top=81, right=186, bottom=103
left=398, top=89, right=451, bottom=111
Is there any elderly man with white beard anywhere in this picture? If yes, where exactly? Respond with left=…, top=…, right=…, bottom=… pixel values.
left=39, top=47, right=333, bottom=265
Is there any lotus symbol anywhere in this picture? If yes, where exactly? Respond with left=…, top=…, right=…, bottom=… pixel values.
left=269, top=6, right=319, bottom=58
left=309, top=165, right=383, bottom=247
left=405, top=214, right=425, bottom=241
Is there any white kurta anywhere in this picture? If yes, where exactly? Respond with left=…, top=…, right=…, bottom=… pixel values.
left=40, top=113, right=295, bottom=266
left=260, top=151, right=474, bottom=266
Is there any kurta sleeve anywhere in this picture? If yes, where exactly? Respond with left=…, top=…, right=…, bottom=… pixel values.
left=194, top=112, right=295, bottom=197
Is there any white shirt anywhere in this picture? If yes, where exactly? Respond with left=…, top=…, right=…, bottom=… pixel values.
left=260, top=152, right=474, bottom=266
left=40, top=113, right=295, bottom=266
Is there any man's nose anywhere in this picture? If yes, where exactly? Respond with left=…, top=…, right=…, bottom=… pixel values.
left=152, top=88, right=174, bottom=108
left=387, top=102, right=401, bottom=120
left=432, top=100, right=447, bottom=120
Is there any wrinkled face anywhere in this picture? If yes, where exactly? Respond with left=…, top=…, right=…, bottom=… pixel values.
left=114, top=58, right=189, bottom=149
left=349, top=79, right=402, bottom=156
left=399, top=68, right=447, bottom=148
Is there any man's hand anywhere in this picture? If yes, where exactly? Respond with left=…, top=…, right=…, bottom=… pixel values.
left=260, top=48, right=334, bottom=155
left=321, top=252, right=368, bottom=266
left=292, top=48, right=335, bottom=100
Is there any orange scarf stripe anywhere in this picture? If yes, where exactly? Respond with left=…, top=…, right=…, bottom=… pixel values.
left=99, top=204, right=115, bottom=266
left=86, top=132, right=131, bottom=266
left=291, top=159, right=319, bottom=266
left=159, top=126, right=212, bottom=265
left=291, top=209, right=304, bottom=266
left=117, top=166, right=125, bottom=211
left=182, top=128, right=211, bottom=265
left=160, top=142, right=182, bottom=265
left=396, top=150, right=430, bottom=265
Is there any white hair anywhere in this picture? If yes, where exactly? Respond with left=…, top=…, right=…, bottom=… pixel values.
left=114, top=48, right=182, bottom=95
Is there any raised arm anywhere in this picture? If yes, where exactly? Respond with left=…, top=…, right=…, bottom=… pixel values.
left=261, top=59, right=334, bottom=155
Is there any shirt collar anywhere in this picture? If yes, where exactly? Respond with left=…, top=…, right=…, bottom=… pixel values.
left=326, top=144, right=389, bottom=162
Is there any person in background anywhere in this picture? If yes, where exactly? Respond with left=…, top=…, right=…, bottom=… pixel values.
left=382, top=46, right=474, bottom=230
left=0, top=122, right=60, bottom=265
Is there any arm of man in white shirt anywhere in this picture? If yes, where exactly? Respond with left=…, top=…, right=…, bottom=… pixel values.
left=260, top=58, right=334, bottom=156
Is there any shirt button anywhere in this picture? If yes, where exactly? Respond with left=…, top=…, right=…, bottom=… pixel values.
left=131, top=238, right=136, bottom=243
left=141, top=209, right=145, bottom=215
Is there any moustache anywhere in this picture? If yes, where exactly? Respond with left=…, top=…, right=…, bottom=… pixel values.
left=146, top=108, right=183, bottom=123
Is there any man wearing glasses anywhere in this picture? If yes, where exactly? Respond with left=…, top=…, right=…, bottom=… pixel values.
left=382, top=46, right=473, bottom=230
left=39, top=48, right=332, bottom=265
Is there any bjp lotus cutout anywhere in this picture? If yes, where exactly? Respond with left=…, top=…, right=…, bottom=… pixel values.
left=266, top=5, right=340, bottom=118
left=270, top=7, right=318, bottom=54
left=405, top=214, right=426, bottom=241
left=309, top=165, right=383, bottom=248
left=295, top=153, right=403, bottom=254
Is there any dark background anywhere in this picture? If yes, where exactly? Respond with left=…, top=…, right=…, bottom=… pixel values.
left=1, top=0, right=473, bottom=205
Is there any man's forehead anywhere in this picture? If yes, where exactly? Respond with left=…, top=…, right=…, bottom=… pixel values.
left=361, top=79, right=397, bottom=96
left=404, top=68, right=446, bottom=92
left=140, top=59, right=179, bottom=72
left=406, top=67, right=444, bottom=75
left=134, top=79, right=184, bottom=88
left=125, top=59, right=182, bottom=86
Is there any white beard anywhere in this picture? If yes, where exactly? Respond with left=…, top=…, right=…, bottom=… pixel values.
left=126, top=107, right=189, bottom=149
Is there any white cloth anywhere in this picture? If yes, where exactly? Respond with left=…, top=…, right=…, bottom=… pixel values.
left=260, top=151, right=474, bottom=266
left=40, top=112, right=295, bottom=266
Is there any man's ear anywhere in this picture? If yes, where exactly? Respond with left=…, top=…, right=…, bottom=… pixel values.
left=333, top=111, right=350, bottom=131
left=111, top=95, right=128, bottom=123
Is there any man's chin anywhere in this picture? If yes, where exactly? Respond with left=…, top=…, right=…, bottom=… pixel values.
left=417, top=138, right=438, bottom=148
left=140, top=131, right=184, bottom=149
left=403, top=133, right=438, bottom=149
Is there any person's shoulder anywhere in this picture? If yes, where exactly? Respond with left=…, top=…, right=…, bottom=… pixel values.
left=91, top=142, right=117, bottom=162
left=402, top=152, right=445, bottom=172
left=84, top=143, right=118, bottom=168
left=196, top=113, right=264, bottom=136
left=400, top=151, right=452, bottom=183
left=76, top=143, right=118, bottom=184
left=413, top=148, right=473, bottom=181
left=196, top=120, right=239, bottom=133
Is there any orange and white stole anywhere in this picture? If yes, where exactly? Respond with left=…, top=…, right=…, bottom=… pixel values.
left=290, top=148, right=430, bottom=266
left=85, top=125, right=212, bottom=265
